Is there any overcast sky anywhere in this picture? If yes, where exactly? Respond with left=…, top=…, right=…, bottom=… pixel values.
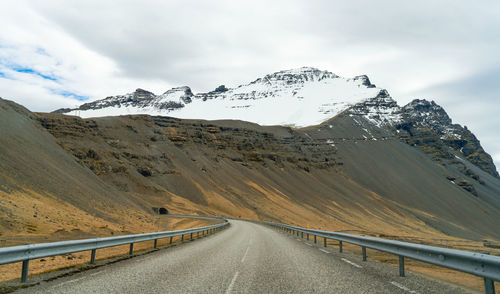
left=1, top=0, right=499, bottom=170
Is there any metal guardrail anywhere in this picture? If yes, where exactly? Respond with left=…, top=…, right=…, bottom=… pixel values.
left=258, top=220, right=499, bottom=294
left=0, top=221, right=229, bottom=283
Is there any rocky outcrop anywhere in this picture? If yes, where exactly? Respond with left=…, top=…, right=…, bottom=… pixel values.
left=352, top=75, right=376, bottom=88
left=396, top=99, right=499, bottom=178
left=346, top=90, right=402, bottom=127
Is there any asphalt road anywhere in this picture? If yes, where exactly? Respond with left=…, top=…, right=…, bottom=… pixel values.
left=17, top=220, right=473, bottom=293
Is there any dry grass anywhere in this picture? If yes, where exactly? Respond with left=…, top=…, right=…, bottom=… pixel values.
left=0, top=217, right=216, bottom=283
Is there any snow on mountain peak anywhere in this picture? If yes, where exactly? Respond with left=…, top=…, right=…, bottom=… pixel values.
left=346, top=89, right=403, bottom=127
left=157, top=86, right=193, bottom=104
left=57, top=67, right=386, bottom=127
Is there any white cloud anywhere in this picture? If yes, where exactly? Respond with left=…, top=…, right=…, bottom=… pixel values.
left=0, top=0, right=171, bottom=110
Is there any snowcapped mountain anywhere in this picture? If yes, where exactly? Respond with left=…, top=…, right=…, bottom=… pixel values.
left=56, top=67, right=385, bottom=127
left=53, top=66, right=498, bottom=178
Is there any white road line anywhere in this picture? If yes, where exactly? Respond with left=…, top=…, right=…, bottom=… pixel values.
left=390, top=281, right=419, bottom=293
left=89, top=272, right=100, bottom=277
left=341, top=258, right=362, bottom=268
left=241, top=246, right=250, bottom=263
left=225, top=271, right=240, bottom=294
left=319, top=249, right=330, bottom=254
left=305, top=243, right=313, bottom=246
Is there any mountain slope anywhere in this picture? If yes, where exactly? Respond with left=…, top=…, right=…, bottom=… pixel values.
left=35, top=110, right=500, bottom=241
left=0, top=98, right=210, bottom=243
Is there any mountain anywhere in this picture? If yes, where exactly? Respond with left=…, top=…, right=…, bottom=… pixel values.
left=0, top=98, right=215, bottom=245
left=55, top=67, right=382, bottom=127
left=55, top=67, right=498, bottom=180
left=2, top=66, right=500, bottom=249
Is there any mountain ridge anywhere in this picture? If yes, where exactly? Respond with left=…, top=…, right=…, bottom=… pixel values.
left=54, top=67, right=383, bottom=127
left=53, top=67, right=498, bottom=179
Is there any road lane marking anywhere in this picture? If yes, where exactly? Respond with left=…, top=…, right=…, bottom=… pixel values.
left=390, top=281, right=419, bottom=293
left=305, top=243, right=313, bottom=246
left=225, top=271, right=240, bottom=294
left=241, top=246, right=250, bottom=263
left=319, top=249, right=330, bottom=254
left=341, top=258, right=362, bottom=268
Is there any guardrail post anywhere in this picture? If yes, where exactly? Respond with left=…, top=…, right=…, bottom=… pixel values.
left=301, top=232, right=303, bottom=239
left=153, top=239, right=158, bottom=249
left=129, top=243, right=134, bottom=255
left=314, top=235, right=317, bottom=244
left=170, top=236, right=173, bottom=244
left=399, top=256, right=405, bottom=277
left=21, top=260, right=29, bottom=283
left=197, top=232, right=200, bottom=238
left=324, top=237, right=327, bottom=247
left=190, top=233, right=193, bottom=240
left=483, top=252, right=495, bottom=294
left=362, top=246, right=367, bottom=261
left=90, top=249, right=96, bottom=264
left=484, top=277, right=495, bottom=294
left=306, top=233, right=309, bottom=241
left=296, top=231, right=299, bottom=237
left=339, top=241, right=343, bottom=253
left=181, top=234, right=184, bottom=242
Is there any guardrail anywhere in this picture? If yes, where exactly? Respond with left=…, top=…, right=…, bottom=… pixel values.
left=258, top=220, right=499, bottom=294
left=0, top=221, right=229, bottom=283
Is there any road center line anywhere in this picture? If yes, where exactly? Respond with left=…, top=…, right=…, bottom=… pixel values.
left=225, top=271, right=240, bottom=294
left=341, top=258, right=362, bottom=268
left=390, top=281, right=419, bottom=293
left=241, top=246, right=250, bottom=263
left=319, top=249, right=330, bottom=254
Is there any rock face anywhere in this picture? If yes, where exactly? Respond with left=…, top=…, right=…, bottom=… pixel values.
left=346, top=90, right=402, bottom=127
left=396, top=99, right=499, bottom=178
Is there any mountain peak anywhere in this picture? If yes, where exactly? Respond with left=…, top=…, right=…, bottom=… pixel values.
left=352, top=75, right=376, bottom=88
left=54, top=67, right=386, bottom=127
left=133, top=88, right=155, bottom=98
left=402, top=98, right=452, bottom=127
left=260, top=67, right=339, bottom=83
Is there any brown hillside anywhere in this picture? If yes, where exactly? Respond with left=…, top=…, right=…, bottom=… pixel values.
left=26, top=108, right=500, bottom=243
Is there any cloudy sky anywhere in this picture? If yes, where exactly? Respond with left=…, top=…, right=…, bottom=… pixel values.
left=1, top=0, right=499, bottom=169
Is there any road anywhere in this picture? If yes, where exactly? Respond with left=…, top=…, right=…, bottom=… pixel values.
left=17, top=220, right=472, bottom=293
